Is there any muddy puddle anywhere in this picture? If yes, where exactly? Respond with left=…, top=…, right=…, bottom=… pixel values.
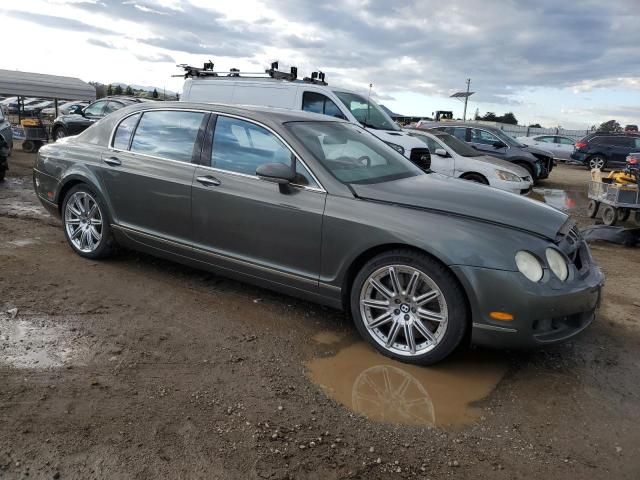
left=306, top=339, right=507, bottom=429
left=530, top=188, right=587, bottom=211
left=0, top=314, right=88, bottom=369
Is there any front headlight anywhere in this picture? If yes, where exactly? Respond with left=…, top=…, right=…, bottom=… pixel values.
left=515, top=251, right=543, bottom=282
left=545, top=248, right=568, bottom=281
left=386, top=142, right=405, bottom=155
left=495, top=169, right=521, bottom=182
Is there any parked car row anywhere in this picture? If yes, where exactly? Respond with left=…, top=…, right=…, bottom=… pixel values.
left=571, top=132, right=640, bottom=170
left=34, top=96, right=604, bottom=364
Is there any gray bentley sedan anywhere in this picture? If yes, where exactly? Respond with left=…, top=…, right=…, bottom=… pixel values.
left=33, top=102, right=604, bottom=364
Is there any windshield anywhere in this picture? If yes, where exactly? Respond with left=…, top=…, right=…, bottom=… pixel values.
left=286, top=121, right=422, bottom=185
left=333, top=91, right=400, bottom=131
left=491, top=129, right=525, bottom=148
left=412, top=132, right=482, bottom=157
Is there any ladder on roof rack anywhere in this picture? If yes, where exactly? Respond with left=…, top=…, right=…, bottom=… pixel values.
left=174, top=61, right=328, bottom=85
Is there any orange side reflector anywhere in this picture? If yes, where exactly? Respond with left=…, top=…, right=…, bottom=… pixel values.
left=490, top=311, right=514, bottom=321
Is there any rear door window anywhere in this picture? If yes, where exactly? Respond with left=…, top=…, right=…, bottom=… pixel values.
left=112, top=113, right=140, bottom=150
left=302, top=92, right=346, bottom=119
left=130, top=110, right=206, bottom=162
left=536, top=136, right=555, bottom=143
left=610, top=137, right=633, bottom=147
left=557, top=137, right=574, bottom=145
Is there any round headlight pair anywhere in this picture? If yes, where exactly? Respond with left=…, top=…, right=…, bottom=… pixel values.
left=515, top=249, right=568, bottom=282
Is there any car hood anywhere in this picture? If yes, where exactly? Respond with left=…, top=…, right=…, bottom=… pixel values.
left=350, top=173, right=567, bottom=239
left=472, top=155, right=531, bottom=176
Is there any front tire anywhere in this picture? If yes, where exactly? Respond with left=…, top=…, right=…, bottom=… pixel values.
left=350, top=250, right=468, bottom=365
left=462, top=173, right=489, bottom=185
left=53, top=126, right=67, bottom=142
left=62, top=185, right=115, bottom=259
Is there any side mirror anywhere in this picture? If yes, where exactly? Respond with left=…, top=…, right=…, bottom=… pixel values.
left=434, top=148, right=448, bottom=157
left=256, top=163, right=296, bottom=185
left=492, top=141, right=506, bottom=149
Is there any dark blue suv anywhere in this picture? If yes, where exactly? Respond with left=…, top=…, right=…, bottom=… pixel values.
left=571, top=133, right=640, bottom=170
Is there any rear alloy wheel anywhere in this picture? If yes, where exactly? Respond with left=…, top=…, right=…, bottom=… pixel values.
left=587, top=200, right=600, bottom=218
left=588, top=155, right=606, bottom=170
left=617, top=208, right=630, bottom=222
left=62, top=185, right=115, bottom=259
left=351, top=250, right=468, bottom=365
left=602, top=205, right=617, bottom=226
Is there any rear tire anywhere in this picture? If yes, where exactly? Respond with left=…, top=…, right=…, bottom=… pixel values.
left=587, top=200, right=600, bottom=218
left=602, top=205, right=617, bottom=226
left=61, top=184, right=116, bottom=259
left=588, top=155, right=607, bottom=171
left=617, top=208, right=630, bottom=222
left=350, top=249, right=468, bottom=365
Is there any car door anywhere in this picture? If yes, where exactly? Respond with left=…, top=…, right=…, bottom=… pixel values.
left=191, top=114, right=326, bottom=290
left=532, top=135, right=560, bottom=158
left=554, top=136, right=575, bottom=160
left=608, top=137, right=635, bottom=166
left=469, top=128, right=507, bottom=158
left=98, top=109, right=208, bottom=244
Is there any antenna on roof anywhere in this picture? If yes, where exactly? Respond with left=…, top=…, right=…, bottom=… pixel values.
left=265, top=61, right=298, bottom=81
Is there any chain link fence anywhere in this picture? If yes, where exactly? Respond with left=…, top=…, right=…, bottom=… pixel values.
left=469, top=121, right=593, bottom=141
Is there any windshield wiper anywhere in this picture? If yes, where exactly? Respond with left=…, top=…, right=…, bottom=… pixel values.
left=361, top=121, right=378, bottom=129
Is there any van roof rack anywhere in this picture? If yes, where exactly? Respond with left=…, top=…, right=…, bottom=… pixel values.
left=175, top=61, right=328, bottom=85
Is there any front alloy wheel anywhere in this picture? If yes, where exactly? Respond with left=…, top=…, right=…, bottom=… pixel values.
left=351, top=250, right=468, bottom=364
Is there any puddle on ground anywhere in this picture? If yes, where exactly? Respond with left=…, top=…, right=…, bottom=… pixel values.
left=0, top=315, right=87, bottom=369
left=306, top=342, right=507, bottom=429
left=6, top=238, right=38, bottom=248
left=530, top=188, right=587, bottom=211
left=312, top=330, right=343, bottom=345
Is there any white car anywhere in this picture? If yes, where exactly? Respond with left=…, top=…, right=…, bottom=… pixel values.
left=516, top=135, right=575, bottom=161
left=179, top=64, right=428, bottom=162
left=407, top=129, right=533, bottom=194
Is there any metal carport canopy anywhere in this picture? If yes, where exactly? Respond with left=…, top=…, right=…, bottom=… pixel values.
left=0, top=69, right=96, bottom=101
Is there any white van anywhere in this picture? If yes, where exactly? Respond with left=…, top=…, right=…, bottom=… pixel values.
left=180, top=66, right=428, bottom=163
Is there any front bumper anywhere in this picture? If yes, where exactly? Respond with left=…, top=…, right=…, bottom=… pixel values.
left=491, top=177, right=533, bottom=195
left=452, top=262, right=604, bottom=349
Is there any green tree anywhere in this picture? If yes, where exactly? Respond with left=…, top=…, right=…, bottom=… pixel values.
left=499, top=112, right=518, bottom=125
left=107, top=84, right=113, bottom=96
left=125, top=85, right=134, bottom=96
left=113, top=84, right=123, bottom=95
left=480, top=112, right=497, bottom=122
left=152, top=88, right=159, bottom=99
left=529, top=123, right=542, bottom=128
left=597, top=120, right=622, bottom=133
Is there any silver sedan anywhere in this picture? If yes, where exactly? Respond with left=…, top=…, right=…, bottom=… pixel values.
left=516, top=135, right=575, bottom=161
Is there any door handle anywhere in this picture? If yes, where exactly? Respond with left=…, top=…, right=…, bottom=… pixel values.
left=196, top=175, right=221, bottom=187
left=103, top=156, right=121, bottom=166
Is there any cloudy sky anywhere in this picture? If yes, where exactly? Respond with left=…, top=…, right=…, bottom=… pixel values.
left=2, top=0, right=639, bottom=129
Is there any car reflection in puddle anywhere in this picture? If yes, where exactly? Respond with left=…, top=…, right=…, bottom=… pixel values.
left=306, top=340, right=507, bottom=429
left=530, top=188, right=587, bottom=212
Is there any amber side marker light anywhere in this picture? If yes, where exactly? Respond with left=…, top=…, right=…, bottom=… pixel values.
left=490, top=311, right=514, bottom=321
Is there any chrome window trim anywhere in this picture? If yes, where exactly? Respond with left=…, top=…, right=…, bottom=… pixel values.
left=108, top=107, right=327, bottom=194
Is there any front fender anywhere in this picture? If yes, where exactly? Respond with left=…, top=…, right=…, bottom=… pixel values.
left=321, top=195, right=550, bottom=288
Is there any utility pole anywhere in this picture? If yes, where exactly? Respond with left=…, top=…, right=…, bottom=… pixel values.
left=463, top=78, right=471, bottom=121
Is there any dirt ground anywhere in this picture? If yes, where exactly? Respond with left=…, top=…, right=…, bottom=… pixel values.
left=1, top=150, right=639, bottom=480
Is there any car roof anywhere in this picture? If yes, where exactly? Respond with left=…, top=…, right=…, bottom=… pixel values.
left=118, top=101, right=350, bottom=126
